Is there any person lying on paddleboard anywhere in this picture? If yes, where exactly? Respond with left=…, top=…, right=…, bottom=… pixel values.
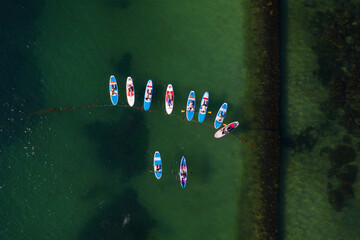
left=167, top=93, right=173, bottom=106
left=200, top=101, right=207, bottom=113
left=181, top=178, right=186, bottom=184
left=216, top=111, right=225, bottom=122
left=222, top=123, right=235, bottom=134
left=145, top=89, right=152, bottom=100
left=111, top=85, right=117, bottom=95
left=180, top=170, right=187, bottom=184
left=187, top=101, right=194, bottom=111
left=155, top=164, right=161, bottom=171
left=128, top=84, right=134, bottom=94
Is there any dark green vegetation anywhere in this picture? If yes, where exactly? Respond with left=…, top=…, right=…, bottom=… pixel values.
left=241, top=1, right=280, bottom=239
left=284, top=127, right=318, bottom=153
left=282, top=0, right=360, bottom=215
left=311, top=1, right=360, bottom=135
left=322, top=145, right=358, bottom=211
left=0, top=1, right=44, bottom=147
left=310, top=0, right=360, bottom=211
left=279, top=0, right=360, bottom=239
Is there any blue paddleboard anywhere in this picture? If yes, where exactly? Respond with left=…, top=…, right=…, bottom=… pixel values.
left=154, top=151, right=162, bottom=179
left=198, top=91, right=209, bottom=123
left=144, top=80, right=153, bottom=111
left=179, top=156, right=187, bottom=188
left=186, top=91, right=196, bottom=121
left=214, top=103, right=228, bottom=129
left=109, top=75, right=118, bottom=105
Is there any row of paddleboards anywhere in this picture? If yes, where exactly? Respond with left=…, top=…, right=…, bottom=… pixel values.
left=109, top=75, right=239, bottom=138
left=109, top=75, right=136, bottom=107
left=186, top=92, right=240, bottom=138
left=110, top=75, right=170, bottom=113
left=153, top=151, right=187, bottom=188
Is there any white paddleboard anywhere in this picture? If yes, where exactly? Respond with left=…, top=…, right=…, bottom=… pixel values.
left=126, top=77, right=135, bottom=107
left=214, top=121, right=239, bottom=138
left=165, top=84, right=174, bottom=114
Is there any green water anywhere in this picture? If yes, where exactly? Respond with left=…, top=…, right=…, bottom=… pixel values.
left=280, top=0, right=360, bottom=239
left=1, top=1, right=263, bottom=239
left=7, top=1, right=360, bottom=239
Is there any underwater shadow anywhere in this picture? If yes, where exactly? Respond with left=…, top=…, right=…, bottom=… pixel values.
left=85, top=110, right=149, bottom=180
left=192, top=153, right=213, bottom=183
left=80, top=187, right=156, bottom=240
left=149, top=81, right=166, bottom=111
left=112, top=52, right=132, bottom=78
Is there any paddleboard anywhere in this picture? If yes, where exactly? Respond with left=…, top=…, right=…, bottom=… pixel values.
left=198, top=91, right=209, bottom=123
left=186, top=91, right=196, bottom=121
left=214, top=103, right=228, bottom=129
left=179, top=156, right=187, bottom=189
left=165, top=84, right=174, bottom=114
left=214, top=121, right=239, bottom=138
left=126, top=77, right=135, bottom=107
left=143, top=79, right=153, bottom=111
left=153, top=151, right=162, bottom=179
left=109, top=75, right=118, bottom=105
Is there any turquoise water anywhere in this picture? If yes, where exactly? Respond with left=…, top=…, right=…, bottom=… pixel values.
left=1, top=1, right=263, bottom=239
left=280, top=0, right=360, bottom=239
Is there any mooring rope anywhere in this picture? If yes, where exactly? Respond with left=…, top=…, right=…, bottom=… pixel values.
left=33, top=104, right=264, bottom=152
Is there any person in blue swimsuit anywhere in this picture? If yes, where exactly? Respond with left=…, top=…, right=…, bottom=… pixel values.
left=167, top=93, right=173, bottom=106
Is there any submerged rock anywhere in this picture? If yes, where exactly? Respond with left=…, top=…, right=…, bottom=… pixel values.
left=337, top=184, right=354, bottom=199
left=327, top=167, right=336, bottom=178
left=285, top=127, right=318, bottom=153
left=342, top=135, right=352, bottom=144
left=338, top=165, right=358, bottom=185
left=328, top=190, right=344, bottom=212
left=320, top=146, right=331, bottom=156
left=311, top=1, right=360, bottom=134
left=329, top=145, right=356, bottom=168
left=310, top=0, right=360, bottom=213
left=342, top=110, right=360, bottom=137
left=325, top=146, right=357, bottom=211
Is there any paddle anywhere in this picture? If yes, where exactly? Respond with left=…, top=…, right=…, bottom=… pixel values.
left=181, top=110, right=211, bottom=113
